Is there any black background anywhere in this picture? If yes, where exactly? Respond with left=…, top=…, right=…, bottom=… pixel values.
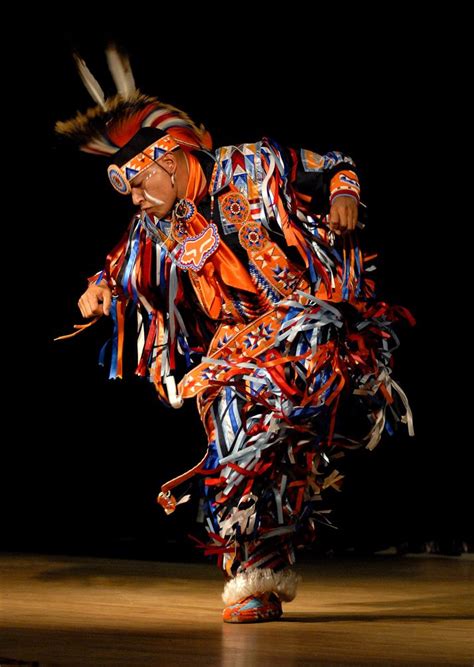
left=4, top=18, right=466, bottom=563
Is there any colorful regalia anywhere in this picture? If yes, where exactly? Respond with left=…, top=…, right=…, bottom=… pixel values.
left=56, top=48, right=415, bottom=616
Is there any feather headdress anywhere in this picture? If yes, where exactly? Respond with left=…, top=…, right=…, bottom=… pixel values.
left=55, top=45, right=212, bottom=156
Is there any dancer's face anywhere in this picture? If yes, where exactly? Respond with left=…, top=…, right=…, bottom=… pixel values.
left=130, top=153, right=177, bottom=219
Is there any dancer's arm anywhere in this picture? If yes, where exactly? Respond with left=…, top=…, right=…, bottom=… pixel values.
left=289, top=146, right=361, bottom=235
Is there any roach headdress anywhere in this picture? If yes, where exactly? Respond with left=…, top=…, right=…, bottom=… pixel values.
left=55, top=46, right=212, bottom=193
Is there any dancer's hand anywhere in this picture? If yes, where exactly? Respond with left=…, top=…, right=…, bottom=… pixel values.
left=328, top=195, right=359, bottom=235
left=78, top=279, right=112, bottom=318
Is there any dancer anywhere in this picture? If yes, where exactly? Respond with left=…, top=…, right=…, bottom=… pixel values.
left=55, top=47, right=415, bottom=623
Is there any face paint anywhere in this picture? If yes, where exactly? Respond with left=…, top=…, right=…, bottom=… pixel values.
left=143, top=191, right=166, bottom=205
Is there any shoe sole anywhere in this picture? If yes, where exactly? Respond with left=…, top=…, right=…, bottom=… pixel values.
left=223, top=607, right=282, bottom=623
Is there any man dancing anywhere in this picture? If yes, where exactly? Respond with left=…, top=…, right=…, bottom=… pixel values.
left=56, top=47, right=415, bottom=623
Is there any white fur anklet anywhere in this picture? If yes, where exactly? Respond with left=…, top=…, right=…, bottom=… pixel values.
left=222, top=567, right=302, bottom=606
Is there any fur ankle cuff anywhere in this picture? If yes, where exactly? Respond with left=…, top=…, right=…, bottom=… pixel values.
left=222, top=567, right=301, bottom=606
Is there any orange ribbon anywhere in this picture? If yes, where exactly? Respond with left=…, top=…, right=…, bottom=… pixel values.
left=181, top=154, right=258, bottom=318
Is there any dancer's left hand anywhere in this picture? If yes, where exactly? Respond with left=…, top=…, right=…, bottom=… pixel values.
left=328, top=196, right=359, bottom=235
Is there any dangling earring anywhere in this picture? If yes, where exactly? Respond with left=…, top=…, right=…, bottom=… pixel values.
left=171, top=198, right=196, bottom=242
left=171, top=173, right=176, bottom=188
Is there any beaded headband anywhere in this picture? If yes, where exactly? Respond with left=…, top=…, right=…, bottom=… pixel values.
left=107, top=134, right=180, bottom=194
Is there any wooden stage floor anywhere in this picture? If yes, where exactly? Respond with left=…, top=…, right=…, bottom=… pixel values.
left=0, top=551, right=472, bottom=666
